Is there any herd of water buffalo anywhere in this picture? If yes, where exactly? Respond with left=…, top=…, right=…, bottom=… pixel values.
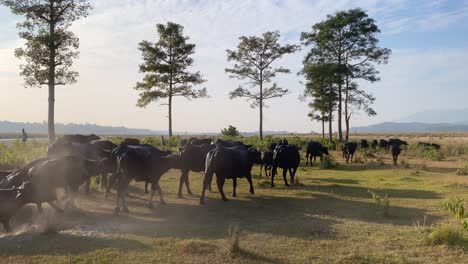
left=0, top=134, right=441, bottom=232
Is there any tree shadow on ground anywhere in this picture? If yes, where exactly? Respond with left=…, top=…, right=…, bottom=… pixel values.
left=0, top=232, right=149, bottom=256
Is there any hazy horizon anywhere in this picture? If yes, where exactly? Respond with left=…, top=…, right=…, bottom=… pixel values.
left=1, top=0, right=467, bottom=134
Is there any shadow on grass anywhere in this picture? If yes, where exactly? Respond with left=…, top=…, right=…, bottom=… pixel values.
left=0, top=233, right=149, bottom=256
left=238, top=248, right=285, bottom=264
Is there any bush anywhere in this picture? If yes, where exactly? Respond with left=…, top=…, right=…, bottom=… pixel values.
left=141, top=136, right=162, bottom=147
left=443, top=198, right=465, bottom=221
left=426, top=225, right=465, bottom=246
left=456, top=164, right=468, bottom=176
left=109, top=136, right=124, bottom=145
left=0, top=140, right=47, bottom=169
left=320, top=155, right=338, bottom=169
left=368, top=190, right=391, bottom=216
left=423, top=147, right=444, bottom=161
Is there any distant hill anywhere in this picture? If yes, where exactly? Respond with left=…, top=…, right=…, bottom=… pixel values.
left=0, top=121, right=164, bottom=136
left=399, top=108, right=468, bottom=124
left=0, top=121, right=292, bottom=137
left=352, top=122, right=468, bottom=133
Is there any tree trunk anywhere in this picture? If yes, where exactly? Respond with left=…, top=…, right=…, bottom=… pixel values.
left=337, top=83, right=343, bottom=142
left=328, top=85, right=333, bottom=144
left=168, top=95, right=173, bottom=137
left=47, top=5, right=56, bottom=144
left=322, top=118, right=325, bottom=139
left=344, top=76, right=350, bottom=142
left=259, top=71, right=263, bottom=141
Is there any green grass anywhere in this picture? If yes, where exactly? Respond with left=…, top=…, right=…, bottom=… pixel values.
left=0, top=150, right=467, bottom=263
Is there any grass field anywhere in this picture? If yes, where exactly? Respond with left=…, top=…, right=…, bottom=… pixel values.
left=0, top=148, right=467, bottom=264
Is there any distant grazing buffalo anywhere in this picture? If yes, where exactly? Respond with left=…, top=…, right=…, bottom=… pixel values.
left=371, top=140, right=379, bottom=150
left=379, top=139, right=389, bottom=150
left=305, top=141, right=329, bottom=166
left=271, top=144, right=300, bottom=187
left=388, top=138, right=408, bottom=148
left=418, top=142, right=441, bottom=150
left=390, top=145, right=402, bottom=166
left=360, top=139, right=369, bottom=149
left=200, top=146, right=261, bottom=204
left=343, top=142, right=358, bottom=163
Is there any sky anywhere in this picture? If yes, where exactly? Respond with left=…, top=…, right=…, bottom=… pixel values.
left=1, top=0, right=468, bottom=134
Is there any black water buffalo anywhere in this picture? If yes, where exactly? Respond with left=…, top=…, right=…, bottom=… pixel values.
left=55, top=134, right=100, bottom=144
left=0, top=158, right=50, bottom=189
left=260, top=151, right=274, bottom=177
left=343, top=142, right=358, bottom=163
left=418, top=142, right=441, bottom=150
left=360, top=139, right=369, bottom=149
left=0, top=182, right=34, bottom=232
left=371, top=140, right=379, bottom=150
left=200, top=146, right=261, bottom=204
left=122, top=138, right=141, bottom=145
left=47, top=141, right=112, bottom=193
left=271, top=144, right=300, bottom=187
left=111, top=145, right=180, bottom=214
left=177, top=142, right=215, bottom=197
left=388, top=138, right=408, bottom=148
left=390, top=145, right=402, bottom=166
left=27, top=156, right=105, bottom=213
left=305, top=141, right=329, bottom=166
left=379, top=139, right=389, bottom=150
left=211, top=139, right=251, bottom=149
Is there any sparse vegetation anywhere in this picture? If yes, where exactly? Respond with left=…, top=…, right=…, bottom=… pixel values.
left=320, top=155, right=338, bottom=169
left=227, top=224, right=241, bottom=258
left=426, top=224, right=466, bottom=247
left=0, top=140, right=47, bottom=169
left=368, top=190, right=391, bottom=216
left=456, top=164, right=468, bottom=176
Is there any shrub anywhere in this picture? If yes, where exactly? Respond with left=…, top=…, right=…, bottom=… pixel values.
left=109, top=136, right=124, bottom=145
left=456, top=164, right=468, bottom=176
left=423, top=147, right=444, bottom=161
left=320, top=155, right=338, bottom=169
left=443, top=198, right=465, bottom=221
left=426, top=225, right=465, bottom=246
left=227, top=224, right=241, bottom=257
left=0, top=140, right=47, bottom=169
left=141, top=136, right=162, bottom=147
left=368, top=190, right=391, bottom=216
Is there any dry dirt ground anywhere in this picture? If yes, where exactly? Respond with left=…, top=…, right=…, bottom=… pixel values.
left=0, top=151, right=467, bottom=264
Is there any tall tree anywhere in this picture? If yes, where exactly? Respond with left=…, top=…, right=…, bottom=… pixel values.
left=225, top=31, right=300, bottom=140
left=301, top=8, right=391, bottom=142
left=344, top=81, right=376, bottom=139
left=134, top=22, right=207, bottom=137
left=302, top=63, right=343, bottom=144
left=1, top=0, right=92, bottom=143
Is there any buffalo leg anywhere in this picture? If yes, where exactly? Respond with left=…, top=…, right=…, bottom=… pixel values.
left=283, top=169, right=290, bottom=187
left=36, top=203, right=43, bottom=214
left=246, top=174, right=255, bottom=195
left=100, top=173, right=108, bottom=190
left=259, top=164, right=263, bottom=178
left=217, top=176, right=228, bottom=202
left=292, top=167, right=298, bottom=184
left=85, top=178, right=91, bottom=195
left=144, top=181, right=149, bottom=194
left=106, top=172, right=117, bottom=198
left=47, top=201, right=64, bottom=214
left=289, top=168, right=295, bottom=184
left=305, top=153, right=309, bottom=166
left=271, top=166, right=277, bottom=187
left=2, top=220, right=11, bottom=233
left=200, top=170, right=214, bottom=205
left=232, top=178, right=238, bottom=197
left=149, top=181, right=165, bottom=207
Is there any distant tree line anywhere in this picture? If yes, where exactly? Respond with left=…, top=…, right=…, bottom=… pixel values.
left=1, top=1, right=390, bottom=142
